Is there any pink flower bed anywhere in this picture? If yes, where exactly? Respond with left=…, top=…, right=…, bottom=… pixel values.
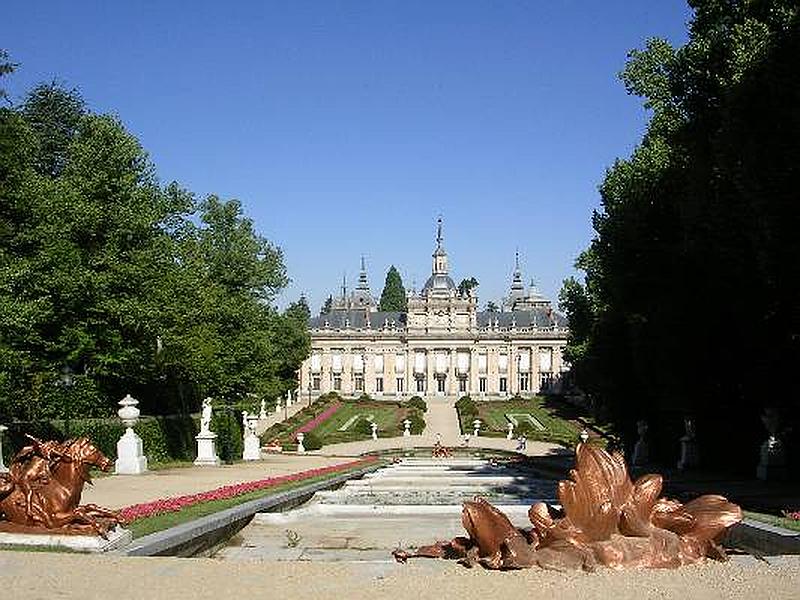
left=292, top=401, right=342, bottom=438
left=118, top=456, right=376, bottom=523
left=783, top=509, right=800, bottom=521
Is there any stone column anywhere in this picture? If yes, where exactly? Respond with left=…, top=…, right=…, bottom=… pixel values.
left=427, top=349, right=436, bottom=397
left=449, top=347, right=458, bottom=396
left=532, top=345, right=541, bottom=394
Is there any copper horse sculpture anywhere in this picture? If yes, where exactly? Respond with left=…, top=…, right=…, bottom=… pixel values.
left=0, top=435, right=125, bottom=537
left=393, top=443, right=742, bottom=571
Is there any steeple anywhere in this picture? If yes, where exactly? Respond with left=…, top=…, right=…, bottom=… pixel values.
left=341, top=273, right=347, bottom=300
left=511, top=250, right=524, bottom=292
left=357, top=255, right=369, bottom=291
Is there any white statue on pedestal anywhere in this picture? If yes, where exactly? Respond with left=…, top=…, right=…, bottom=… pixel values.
left=506, top=422, right=514, bottom=440
left=0, top=424, right=8, bottom=473
left=259, top=399, right=267, bottom=420
left=242, top=411, right=261, bottom=461
left=403, top=419, right=411, bottom=437
left=195, top=397, right=221, bottom=466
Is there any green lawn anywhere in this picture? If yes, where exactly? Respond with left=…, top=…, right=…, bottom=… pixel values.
left=312, top=400, right=410, bottom=445
left=460, top=396, right=580, bottom=446
left=744, top=510, right=800, bottom=533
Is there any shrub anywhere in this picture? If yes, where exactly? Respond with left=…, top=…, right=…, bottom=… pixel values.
left=407, top=396, right=427, bottom=413
left=211, top=409, right=243, bottom=464
left=355, top=418, right=375, bottom=436
left=358, top=393, right=373, bottom=402
left=400, top=410, right=425, bottom=435
left=2, top=414, right=199, bottom=464
left=299, top=430, right=323, bottom=451
left=455, top=395, right=477, bottom=417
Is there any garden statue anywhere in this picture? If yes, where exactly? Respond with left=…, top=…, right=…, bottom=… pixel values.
left=677, top=417, right=699, bottom=470
left=757, top=407, right=787, bottom=480
left=0, top=425, right=7, bottom=473
left=403, top=419, right=412, bottom=437
left=394, top=443, right=742, bottom=571
left=242, top=412, right=261, bottom=461
left=0, top=435, right=126, bottom=537
left=259, top=399, right=268, bottom=420
left=506, top=423, right=514, bottom=440
left=195, top=398, right=221, bottom=466
left=632, top=420, right=649, bottom=466
left=200, top=397, right=213, bottom=434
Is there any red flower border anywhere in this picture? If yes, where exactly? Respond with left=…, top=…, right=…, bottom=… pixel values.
left=119, top=456, right=377, bottom=523
left=292, top=401, right=342, bottom=439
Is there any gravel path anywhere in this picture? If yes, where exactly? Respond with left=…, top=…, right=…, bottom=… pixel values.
left=0, top=552, right=796, bottom=600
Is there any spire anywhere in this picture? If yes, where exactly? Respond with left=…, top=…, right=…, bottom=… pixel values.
left=357, top=255, right=369, bottom=291
left=436, top=216, right=443, bottom=250
left=341, top=272, right=347, bottom=299
left=511, top=251, right=524, bottom=291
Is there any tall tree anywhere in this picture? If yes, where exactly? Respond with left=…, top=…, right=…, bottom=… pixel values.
left=379, top=265, right=406, bottom=312
left=0, top=50, right=16, bottom=103
left=569, top=1, right=800, bottom=471
left=320, top=294, right=333, bottom=315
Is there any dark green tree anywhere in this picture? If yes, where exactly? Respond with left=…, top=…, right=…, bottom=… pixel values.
left=320, top=294, right=333, bottom=315
left=485, top=301, right=499, bottom=313
left=0, top=50, right=16, bottom=103
left=285, top=296, right=311, bottom=324
left=379, top=265, right=407, bottom=312
left=457, top=277, right=479, bottom=297
left=569, top=1, right=800, bottom=471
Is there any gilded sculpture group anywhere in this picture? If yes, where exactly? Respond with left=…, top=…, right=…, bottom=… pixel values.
left=0, top=435, right=124, bottom=536
left=396, top=443, right=743, bottom=571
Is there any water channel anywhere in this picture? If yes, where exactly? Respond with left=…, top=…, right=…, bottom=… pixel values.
left=213, top=457, right=557, bottom=565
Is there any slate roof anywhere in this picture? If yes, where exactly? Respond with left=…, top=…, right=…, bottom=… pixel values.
left=310, top=307, right=566, bottom=330
left=310, top=310, right=406, bottom=330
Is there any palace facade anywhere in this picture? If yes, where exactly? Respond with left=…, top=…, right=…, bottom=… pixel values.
left=299, top=220, right=570, bottom=400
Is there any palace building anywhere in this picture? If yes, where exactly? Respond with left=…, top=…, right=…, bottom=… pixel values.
left=299, top=219, right=570, bottom=399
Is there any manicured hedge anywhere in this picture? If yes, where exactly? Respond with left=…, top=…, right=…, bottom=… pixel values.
left=2, top=414, right=200, bottom=465
left=407, top=396, right=427, bottom=413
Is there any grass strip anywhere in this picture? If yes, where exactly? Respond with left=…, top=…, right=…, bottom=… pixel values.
left=744, top=510, right=800, bottom=533
left=128, top=462, right=383, bottom=538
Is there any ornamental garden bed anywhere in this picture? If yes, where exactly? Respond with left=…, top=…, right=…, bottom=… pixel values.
left=120, top=457, right=380, bottom=538
left=457, top=396, right=581, bottom=447
left=261, top=395, right=418, bottom=449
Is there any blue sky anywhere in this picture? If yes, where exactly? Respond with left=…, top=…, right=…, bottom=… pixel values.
left=4, top=1, right=691, bottom=312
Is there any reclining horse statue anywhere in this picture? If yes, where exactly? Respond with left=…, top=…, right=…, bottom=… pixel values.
left=0, top=435, right=125, bottom=537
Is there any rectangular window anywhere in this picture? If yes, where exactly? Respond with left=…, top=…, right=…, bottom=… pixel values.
left=354, top=376, right=364, bottom=392
left=459, top=378, right=467, bottom=393
left=479, top=377, right=487, bottom=393
left=396, top=378, right=404, bottom=393
left=333, top=376, right=342, bottom=391
left=375, top=377, right=384, bottom=393
left=437, top=378, right=446, bottom=393
left=519, top=374, right=529, bottom=392
left=416, top=378, right=425, bottom=393
left=499, top=377, right=507, bottom=393
left=312, top=377, right=321, bottom=391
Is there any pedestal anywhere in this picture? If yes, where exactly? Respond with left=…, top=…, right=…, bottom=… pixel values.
left=757, top=436, right=787, bottom=481
left=243, top=434, right=261, bottom=461
left=677, top=437, right=698, bottom=471
left=632, top=439, right=649, bottom=466
left=194, top=431, right=221, bottom=466
left=115, top=427, right=148, bottom=475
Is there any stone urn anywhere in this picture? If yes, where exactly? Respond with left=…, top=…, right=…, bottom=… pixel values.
left=371, top=422, right=378, bottom=441
left=403, top=419, right=411, bottom=437
left=297, top=432, right=306, bottom=453
left=472, top=419, right=482, bottom=437
left=115, top=394, right=149, bottom=474
left=506, top=422, right=514, bottom=440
